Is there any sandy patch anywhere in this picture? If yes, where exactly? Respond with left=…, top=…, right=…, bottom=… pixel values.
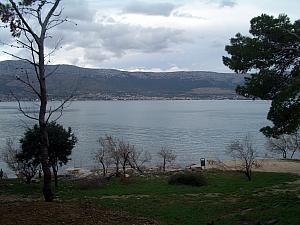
left=193, top=159, right=300, bottom=175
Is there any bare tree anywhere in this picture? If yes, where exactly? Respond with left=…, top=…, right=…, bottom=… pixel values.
left=98, top=135, right=121, bottom=176
left=2, top=139, right=19, bottom=174
left=2, top=138, right=39, bottom=184
left=94, top=135, right=152, bottom=177
left=94, top=135, right=114, bottom=177
left=118, top=140, right=134, bottom=177
left=266, top=135, right=289, bottom=159
left=157, top=147, right=176, bottom=172
left=2, top=139, right=19, bottom=178
left=0, top=0, right=68, bottom=201
left=129, top=148, right=151, bottom=174
left=267, top=132, right=300, bottom=159
left=226, top=135, right=257, bottom=181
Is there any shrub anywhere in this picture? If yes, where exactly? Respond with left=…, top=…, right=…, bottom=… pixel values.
left=76, top=176, right=110, bottom=189
left=168, top=172, right=208, bottom=186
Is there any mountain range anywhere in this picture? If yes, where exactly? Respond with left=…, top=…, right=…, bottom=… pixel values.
left=0, top=60, right=245, bottom=100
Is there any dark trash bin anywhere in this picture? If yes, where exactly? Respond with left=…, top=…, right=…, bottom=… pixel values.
left=200, top=158, right=205, bottom=167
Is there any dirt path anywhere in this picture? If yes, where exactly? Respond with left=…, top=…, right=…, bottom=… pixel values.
left=0, top=201, right=162, bottom=225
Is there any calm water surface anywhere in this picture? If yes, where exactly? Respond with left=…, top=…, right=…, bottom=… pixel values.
left=0, top=100, right=271, bottom=176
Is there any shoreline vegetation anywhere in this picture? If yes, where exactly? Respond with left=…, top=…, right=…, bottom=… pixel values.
left=64, top=158, right=300, bottom=179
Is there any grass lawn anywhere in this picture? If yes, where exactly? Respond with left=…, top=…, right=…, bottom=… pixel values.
left=1, top=170, right=300, bottom=225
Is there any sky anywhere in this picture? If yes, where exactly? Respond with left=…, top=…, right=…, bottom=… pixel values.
left=0, top=0, right=299, bottom=72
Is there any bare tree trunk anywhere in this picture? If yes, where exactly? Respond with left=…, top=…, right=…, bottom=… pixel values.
left=245, top=170, right=251, bottom=181
left=40, top=128, right=53, bottom=201
left=52, top=165, right=58, bottom=188
left=122, top=163, right=126, bottom=177
left=115, top=159, right=120, bottom=177
left=163, top=157, right=166, bottom=172
left=25, top=175, right=33, bottom=184
left=39, top=45, right=53, bottom=202
left=283, top=151, right=287, bottom=159
left=290, top=150, right=296, bottom=159
left=101, top=162, right=106, bottom=177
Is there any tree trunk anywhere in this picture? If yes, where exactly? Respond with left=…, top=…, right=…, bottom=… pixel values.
left=40, top=130, right=53, bottom=201
left=52, top=165, right=58, bottom=188
left=245, top=169, right=251, bottom=181
left=290, top=150, right=296, bottom=159
left=25, top=176, right=33, bottom=184
left=283, top=151, right=287, bottom=159
left=115, top=160, right=120, bottom=177
left=122, top=163, right=126, bottom=177
left=163, top=157, right=166, bottom=172
left=100, top=161, right=106, bottom=177
left=39, top=43, right=53, bottom=202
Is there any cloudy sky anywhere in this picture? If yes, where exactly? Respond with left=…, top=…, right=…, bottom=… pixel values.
left=0, top=0, right=299, bottom=72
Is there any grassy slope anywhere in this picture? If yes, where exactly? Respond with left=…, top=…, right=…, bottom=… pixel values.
left=1, top=171, right=300, bottom=225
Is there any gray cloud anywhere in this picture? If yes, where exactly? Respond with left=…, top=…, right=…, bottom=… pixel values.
left=48, top=17, right=190, bottom=65
left=123, top=1, right=176, bottom=16
left=219, top=0, right=237, bottom=8
left=61, top=0, right=96, bottom=21
left=97, top=24, right=187, bottom=54
left=0, top=30, right=14, bottom=46
left=172, top=11, right=205, bottom=20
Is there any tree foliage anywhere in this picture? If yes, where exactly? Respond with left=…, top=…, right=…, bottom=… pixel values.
left=223, top=14, right=300, bottom=137
left=20, top=122, right=77, bottom=187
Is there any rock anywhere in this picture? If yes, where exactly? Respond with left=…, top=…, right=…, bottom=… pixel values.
left=266, top=219, right=279, bottom=225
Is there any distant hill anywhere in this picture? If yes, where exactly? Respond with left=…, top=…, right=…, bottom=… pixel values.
left=0, top=60, right=245, bottom=100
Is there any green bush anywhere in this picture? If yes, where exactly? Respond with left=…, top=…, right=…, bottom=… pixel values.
left=76, top=176, right=109, bottom=189
left=168, top=171, right=208, bottom=186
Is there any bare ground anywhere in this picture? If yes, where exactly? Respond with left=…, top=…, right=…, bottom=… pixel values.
left=0, top=201, right=162, bottom=225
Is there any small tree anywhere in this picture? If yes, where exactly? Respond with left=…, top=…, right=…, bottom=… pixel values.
left=20, top=122, right=77, bottom=187
left=267, top=132, right=300, bottom=159
left=129, top=149, right=151, bottom=174
left=157, top=147, right=176, bottom=172
left=266, top=135, right=289, bottom=159
left=94, top=136, right=114, bottom=177
left=226, top=135, right=257, bottom=181
left=94, top=135, right=151, bottom=176
left=2, top=138, right=39, bottom=184
left=97, top=135, right=121, bottom=176
left=118, top=140, right=134, bottom=177
left=2, top=139, right=19, bottom=175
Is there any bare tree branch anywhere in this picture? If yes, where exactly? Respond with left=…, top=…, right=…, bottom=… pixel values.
left=16, top=71, right=41, bottom=99
left=46, top=95, right=73, bottom=123
left=10, top=91, right=39, bottom=121
left=2, top=51, right=35, bottom=65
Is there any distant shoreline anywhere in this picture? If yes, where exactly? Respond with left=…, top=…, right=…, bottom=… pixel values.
left=0, top=98, right=257, bottom=103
